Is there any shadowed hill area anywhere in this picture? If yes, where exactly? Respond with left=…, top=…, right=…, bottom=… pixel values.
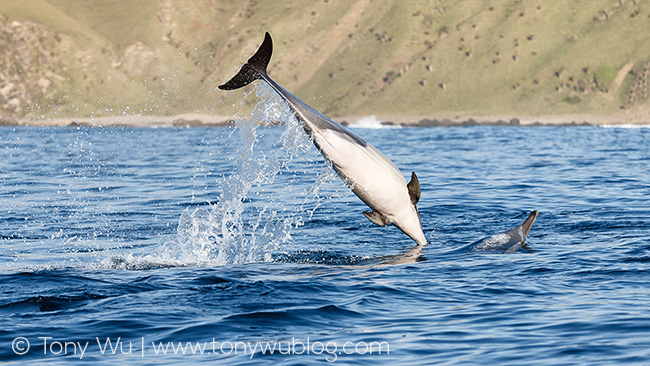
left=1, top=0, right=649, bottom=122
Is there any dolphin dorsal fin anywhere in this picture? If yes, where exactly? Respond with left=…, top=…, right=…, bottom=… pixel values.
left=363, top=210, right=390, bottom=226
left=519, top=210, right=539, bottom=236
left=407, top=172, right=421, bottom=205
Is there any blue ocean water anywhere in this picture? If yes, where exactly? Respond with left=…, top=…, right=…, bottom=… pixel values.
left=1, top=100, right=650, bottom=363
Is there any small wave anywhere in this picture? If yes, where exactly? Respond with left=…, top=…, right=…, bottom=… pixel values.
left=98, top=254, right=207, bottom=270
left=0, top=293, right=107, bottom=312
left=600, top=124, right=650, bottom=128
left=349, top=115, right=402, bottom=129
left=222, top=304, right=364, bottom=325
left=275, top=250, right=371, bottom=265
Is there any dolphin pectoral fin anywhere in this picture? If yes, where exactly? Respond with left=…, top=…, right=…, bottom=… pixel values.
left=218, top=32, right=273, bottom=90
left=407, top=171, right=421, bottom=205
left=363, top=210, right=390, bottom=226
left=519, top=210, right=539, bottom=236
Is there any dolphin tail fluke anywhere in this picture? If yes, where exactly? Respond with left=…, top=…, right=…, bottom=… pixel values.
left=520, top=210, right=538, bottom=236
left=218, top=32, right=273, bottom=90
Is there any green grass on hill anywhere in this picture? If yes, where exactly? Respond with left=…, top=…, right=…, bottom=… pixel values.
left=1, top=0, right=649, bottom=119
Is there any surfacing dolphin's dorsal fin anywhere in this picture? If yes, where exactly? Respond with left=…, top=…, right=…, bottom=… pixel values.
left=363, top=210, right=390, bottom=226
left=218, top=32, right=273, bottom=90
left=460, top=210, right=539, bottom=253
left=407, top=172, right=421, bottom=205
left=519, top=210, right=539, bottom=236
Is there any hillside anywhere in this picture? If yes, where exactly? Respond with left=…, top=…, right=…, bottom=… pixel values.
left=1, top=0, right=649, bottom=122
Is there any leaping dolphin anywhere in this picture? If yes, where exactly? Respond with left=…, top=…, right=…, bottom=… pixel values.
left=219, top=32, right=427, bottom=245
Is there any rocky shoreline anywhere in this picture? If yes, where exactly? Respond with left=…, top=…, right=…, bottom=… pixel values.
left=346, top=107, right=650, bottom=127
left=2, top=109, right=649, bottom=128
left=1, top=114, right=234, bottom=128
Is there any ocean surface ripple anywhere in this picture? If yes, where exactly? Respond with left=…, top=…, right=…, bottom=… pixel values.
left=1, top=115, right=649, bottom=364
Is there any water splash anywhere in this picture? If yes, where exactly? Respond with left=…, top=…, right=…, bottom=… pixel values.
left=601, top=124, right=650, bottom=128
left=350, top=115, right=402, bottom=129
left=103, top=83, right=339, bottom=269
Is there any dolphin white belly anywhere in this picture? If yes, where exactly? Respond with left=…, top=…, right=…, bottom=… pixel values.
left=314, top=128, right=408, bottom=216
